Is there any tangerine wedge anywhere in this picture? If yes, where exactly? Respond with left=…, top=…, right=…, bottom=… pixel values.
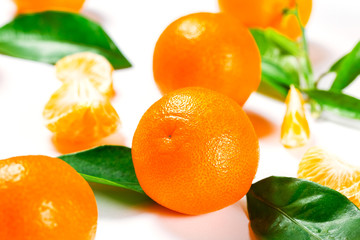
left=43, top=80, right=120, bottom=143
left=298, top=147, right=360, bottom=208
left=281, top=85, right=309, bottom=148
left=56, top=52, right=114, bottom=97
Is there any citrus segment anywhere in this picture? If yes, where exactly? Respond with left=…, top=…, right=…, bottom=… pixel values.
left=56, top=52, right=114, bottom=98
left=153, top=12, right=261, bottom=106
left=281, top=85, right=309, bottom=148
left=0, top=155, right=97, bottom=240
left=132, top=87, right=259, bottom=215
left=298, top=147, right=360, bottom=208
left=43, top=80, right=120, bottom=143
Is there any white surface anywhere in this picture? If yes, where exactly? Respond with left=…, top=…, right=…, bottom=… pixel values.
left=1, top=0, right=360, bottom=239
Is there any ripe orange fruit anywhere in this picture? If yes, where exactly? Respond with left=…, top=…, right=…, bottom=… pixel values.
left=43, top=52, right=120, bottom=143
left=13, top=0, right=85, bottom=14
left=132, top=87, right=259, bottom=215
left=218, top=0, right=312, bottom=40
left=281, top=85, right=310, bottom=148
left=298, top=147, right=360, bottom=208
left=0, top=155, right=97, bottom=240
left=153, top=12, right=261, bottom=106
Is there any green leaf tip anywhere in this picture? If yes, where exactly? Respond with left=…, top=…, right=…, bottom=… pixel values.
left=0, top=11, right=131, bottom=69
left=59, top=145, right=144, bottom=194
left=329, top=41, right=360, bottom=92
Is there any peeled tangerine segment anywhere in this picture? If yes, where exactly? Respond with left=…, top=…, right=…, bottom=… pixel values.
left=43, top=79, right=120, bottom=143
left=281, top=85, right=309, bottom=148
left=298, top=147, right=360, bottom=208
left=56, top=52, right=114, bottom=97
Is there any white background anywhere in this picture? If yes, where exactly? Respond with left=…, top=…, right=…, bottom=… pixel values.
left=1, top=0, right=360, bottom=239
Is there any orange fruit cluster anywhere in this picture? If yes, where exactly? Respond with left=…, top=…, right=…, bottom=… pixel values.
left=43, top=52, right=120, bottom=143
left=218, top=0, right=312, bottom=40
left=0, top=155, right=98, bottom=240
left=298, top=147, right=360, bottom=208
left=13, top=0, right=86, bottom=14
left=153, top=12, right=261, bottom=106
left=132, top=87, right=259, bottom=215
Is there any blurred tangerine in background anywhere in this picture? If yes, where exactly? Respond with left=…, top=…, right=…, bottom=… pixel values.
left=153, top=12, right=261, bottom=106
left=132, top=87, right=259, bottom=215
left=13, top=0, right=85, bottom=14
left=218, top=0, right=312, bottom=40
left=0, top=155, right=98, bottom=240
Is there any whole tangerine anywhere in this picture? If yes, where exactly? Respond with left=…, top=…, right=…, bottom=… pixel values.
left=153, top=12, right=261, bottom=106
left=132, top=87, right=259, bottom=215
left=0, top=155, right=98, bottom=240
left=218, top=0, right=312, bottom=40
left=13, top=0, right=85, bottom=14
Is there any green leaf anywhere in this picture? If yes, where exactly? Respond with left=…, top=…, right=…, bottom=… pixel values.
left=250, top=29, right=270, bottom=56
left=329, top=55, right=347, bottom=73
left=0, top=11, right=131, bottom=69
left=264, top=29, right=300, bottom=56
left=330, top=41, right=360, bottom=91
left=59, top=145, right=144, bottom=194
left=251, top=28, right=302, bottom=98
left=305, top=89, right=360, bottom=120
left=251, top=28, right=300, bottom=57
left=262, top=59, right=299, bottom=88
left=247, top=176, right=360, bottom=240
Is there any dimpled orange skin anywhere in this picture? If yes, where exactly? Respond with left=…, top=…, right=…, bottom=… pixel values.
left=153, top=12, right=261, bottom=106
left=13, top=0, right=85, bottom=14
left=132, top=87, right=259, bottom=215
left=218, top=0, right=312, bottom=40
left=0, top=155, right=97, bottom=240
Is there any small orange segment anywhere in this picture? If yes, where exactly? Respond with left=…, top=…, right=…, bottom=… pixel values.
left=43, top=52, right=119, bottom=143
left=281, top=85, right=310, bottom=148
left=0, top=155, right=98, bottom=240
left=56, top=52, right=114, bottom=98
left=132, top=87, right=259, bottom=215
left=298, top=147, right=360, bottom=208
left=43, top=80, right=120, bottom=143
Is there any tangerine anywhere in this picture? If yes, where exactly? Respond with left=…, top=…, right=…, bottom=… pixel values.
left=132, top=87, right=259, bottom=215
left=218, top=0, right=312, bottom=40
left=153, top=12, right=261, bottom=106
left=13, top=0, right=85, bottom=14
left=0, top=155, right=97, bottom=240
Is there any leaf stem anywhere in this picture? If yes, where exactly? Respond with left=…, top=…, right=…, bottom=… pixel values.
left=284, top=6, right=315, bottom=90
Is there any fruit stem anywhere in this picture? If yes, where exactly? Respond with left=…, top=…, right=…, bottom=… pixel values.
left=284, top=6, right=315, bottom=90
